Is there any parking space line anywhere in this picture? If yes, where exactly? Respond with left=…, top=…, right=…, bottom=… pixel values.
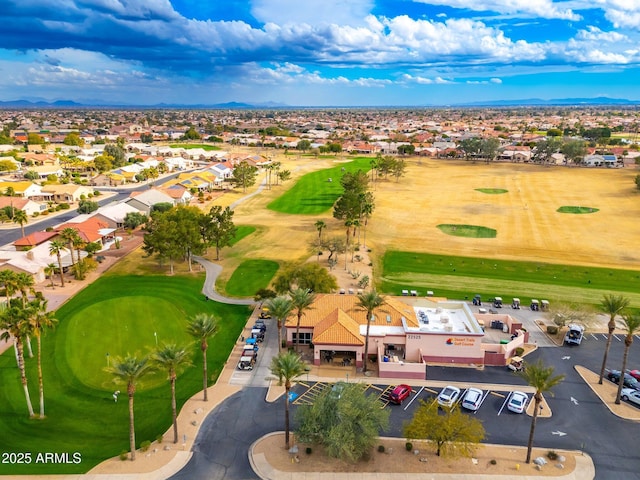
left=490, top=391, right=506, bottom=398
left=497, top=392, right=512, bottom=416
left=473, top=390, right=491, bottom=415
left=614, top=334, right=622, bottom=342
left=368, top=384, right=384, bottom=392
left=423, top=387, right=439, bottom=395
left=590, top=333, right=599, bottom=340
left=404, top=386, right=423, bottom=411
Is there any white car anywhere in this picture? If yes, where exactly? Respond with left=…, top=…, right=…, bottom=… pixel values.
left=621, top=388, right=640, bottom=407
left=507, top=391, right=528, bottom=414
left=437, top=386, right=461, bottom=408
left=461, top=387, right=484, bottom=411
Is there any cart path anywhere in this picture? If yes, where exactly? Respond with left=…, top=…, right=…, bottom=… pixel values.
left=194, top=256, right=254, bottom=305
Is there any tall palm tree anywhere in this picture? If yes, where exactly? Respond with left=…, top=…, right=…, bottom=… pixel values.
left=59, top=228, right=81, bottom=268
left=598, top=294, right=630, bottom=384
left=186, top=313, right=218, bottom=401
left=314, top=220, right=326, bottom=243
left=615, top=314, right=640, bottom=404
left=0, top=269, right=18, bottom=305
left=15, top=272, right=34, bottom=307
left=270, top=351, right=306, bottom=449
left=356, top=289, right=385, bottom=373
left=27, top=298, right=57, bottom=418
left=0, top=306, right=35, bottom=417
left=49, top=240, right=67, bottom=287
left=44, top=263, right=57, bottom=289
left=264, top=296, right=293, bottom=350
left=152, top=344, right=191, bottom=443
left=520, top=360, right=564, bottom=463
left=106, top=354, right=153, bottom=461
left=289, top=288, right=315, bottom=353
left=13, top=209, right=28, bottom=238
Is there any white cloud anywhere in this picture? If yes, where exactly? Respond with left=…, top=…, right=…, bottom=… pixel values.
left=412, top=0, right=581, bottom=21
left=576, top=26, right=626, bottom=42
left=250, top=0, right=374, bottom=26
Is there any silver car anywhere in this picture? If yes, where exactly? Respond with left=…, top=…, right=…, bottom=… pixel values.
left=621, top=388, right=640, bottom=407
left=461, top=387, right=484, bottom=411
left=437, top=386, right=461, bottom=408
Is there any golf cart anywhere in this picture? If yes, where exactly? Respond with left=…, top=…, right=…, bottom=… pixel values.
left=237, top=356, right=255, bottom=370
left=564, top=324, right=585, bottom=346
left=473, top=294, right=482, bottom=306
left=493, top=296, right=503, bottom=308
left=507, top=356, right=525, bottom=372
left=511, top=298, right=521, bottom=309
left=530, top=299, right=539, bottom=311
left=541, top=299, right=550, bottom=311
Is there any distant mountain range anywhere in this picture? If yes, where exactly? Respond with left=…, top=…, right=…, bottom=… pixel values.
left=0, top=97, right=637, bottom=108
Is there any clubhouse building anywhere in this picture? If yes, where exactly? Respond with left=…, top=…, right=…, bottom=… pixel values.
left=284, top=294, right=527, bottom=379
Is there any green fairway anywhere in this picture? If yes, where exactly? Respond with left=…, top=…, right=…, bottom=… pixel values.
left=557, top=206, right=599, bottom=214
left=230, top=225, right=257, bottom=246
left=0, top=274, right=249, bottom=474
left=437, top=224, right=497, bottom=238
left=380, top=251, right=640, bottom=307
left=475, top=188, right=508, bottom=194
left=267, top=157, right=372, bottom=214
left=225, top=259, right=279, bottom=296
left=169, top=143, right=221, bottom=151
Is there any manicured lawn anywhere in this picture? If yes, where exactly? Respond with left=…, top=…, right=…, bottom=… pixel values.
left=475, top=188, right=508, bottom=194
left=380, top=251, right=640, bottom=307
left=0, top=274, right=249, bottom=474
left=169, top=143, right=221, bottom=151
left=557, top=206, right=599, bottom=214
left=230, top=225, right=257, bottom=246
left=267, top=157, right=372, bottom=214
left=224, top=259, right=279, bottom=297
left=437, top=224, right=497, bottom=238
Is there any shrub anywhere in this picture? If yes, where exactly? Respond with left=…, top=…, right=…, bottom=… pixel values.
left=32, top=212, right=39, bottom=217
left=405, top=442, right=413, bottom=451
left=140, top=440, right=151, bottom=452
left=41, top=210, right=49, bottom=216
left=156, top=434, right=163, bottom=444
left=546, top=325, right=559, bottom=335
left=59, top=202, right=70, bottom=209
left=378, top=445, right=385, bottom=453
left=119, top=451, right=128, bottom=461
left=490, top=459, right=497, bottom=465
left=547, top=450, right=558, bottom=460
left=305, top=447, right=312, bottom=455
left=515, top=347, right=525, bottom=356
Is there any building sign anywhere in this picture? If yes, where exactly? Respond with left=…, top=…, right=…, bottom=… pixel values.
left=445, top=337, right=475, bottom=347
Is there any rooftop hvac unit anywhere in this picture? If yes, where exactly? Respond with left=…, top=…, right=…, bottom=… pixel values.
left=445, top=325, right=453, bottom=332
left=441, top=315, right=449, bottom=323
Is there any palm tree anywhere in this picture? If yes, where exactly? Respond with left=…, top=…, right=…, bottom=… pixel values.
left=15, top=272, right=34, bottom=307
left=152, top=344, right=191, bottom=443
left=314, top=220, right=326, bottom=243
left=520, top=360, right=565, bottom=463
left=49, top=240, right=67, bottom=287
left=598, top=294, right=630, bottom=384
left=44, top=263, right=57, bottom=289
left=289, top=288, right=315, bottom=353
left=13, top=209, right=28, bottom=238
left=0, top=269, right=18, bottom=305
left=264, top=296, right=293, bottom=350
left=615, top=314, right=640, bottom=404
left=59, top=228, right=81, bottom=268
left=356, top=289, right=385, bottom=373
left=0, top=306, right=35, bottom=417
left=270, top=351, right=306, bottom=449
left=106, top=354, right=153, bottom=461
left=186, top=313, right=218, bottom=401
left=27, top=298, right=57, bottom=418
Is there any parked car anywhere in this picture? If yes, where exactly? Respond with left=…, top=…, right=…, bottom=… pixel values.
left=607, top=370, right=640, bottom=390
left=628, top=370, right=640, bottom=381
left=461, top=387, right=484, bottom=411
left=389, top=384, right=412, bottom=404
left=507, top=391, right=528, bottom=414
left=329, top=381, right=347, bottom=400
left=564, top=324, right=584, bottom=345
left=437, top=386, right=461, bottom=408
left=621, top=388, right=640, bottom=407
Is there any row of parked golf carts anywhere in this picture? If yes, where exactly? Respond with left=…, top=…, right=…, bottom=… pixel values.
left=237, top=311, right=269, bottom=370
left=472, top=295, right=550, bottom=312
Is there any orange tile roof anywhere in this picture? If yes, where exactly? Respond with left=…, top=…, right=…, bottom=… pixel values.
left=56, top=217, right=111, bottom=243
left=14, top=231, right=57, bottom=247
left=313, top=309, right=363, bottom=345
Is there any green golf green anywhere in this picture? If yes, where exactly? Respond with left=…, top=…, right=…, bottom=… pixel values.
left=475, top=188, right=508, bottom=194
left=557, top=206, right=599, bottom=214
left=437, top=224, right=497, bottom=238
left=66, top=297, right=192, bottom=390
left=225, top=259, right=279, bottom=297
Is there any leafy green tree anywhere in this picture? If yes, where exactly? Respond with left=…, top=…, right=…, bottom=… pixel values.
left=264, top=296, right=293, bottom=350
left=186, top=313, right=218, bottom=402
left=290, top=287, right=316, bottom=352
left=356, top=290, right=385, bottom=373
left=142, top=212, right=182, bottom=274
left=77, top=200, right=99, bottom=214
left=23, top=170, right=39, bottom=180
left=615, top=314, right=640, bottom=405
left=404, top=400, right=484, bottom=457
left=27, top=133, right=44, bottom=145
left=561, top=139, right=587, bottom=165
left=152, top=202, right=173, bottom=213
left=459, top=137, right=483, bottom=161
left=201, top=205, right=237, bottom=260
left=0, top=159, right=17, bottom=171
left=140, top=133, right=153, bottom=144
left=230, top=160, right=258, bottom=192
left=397, top=144, right=415, bottom=155
left=253, top=288, right=276, bottom=303
left=532, top=137, right=563, bottom=164
left=270, top=351, right=306, bottom=448
left=84, top=242, right=101, bottom=257
left=520, top=360, right=565, bottom=463
left=63, top=132, right=84, bottom=146
left=391, top=157, right=406, bottom=181
left=278, top=169, right=291, bottom=184
left=0, top=305, right=34, bottom=416
left=598, top=294, right=630, bottom=384
left=106, top=355, right=153, bottom=461
left=480, top=137, right=501, bottom=163
left=123, top=212, right=147, bottom=230
left=104, top=144, right=125, bottom=168
left=170, top=206, right=205, bottom=271
left=297, top=382, right=389, bottom=462
left=182, top=126, right=201, bottom=141
left=93, top=154, right=114, bottom=173
left=48, top=239, right=67, bottom=287
left=272, top=263, right=338, bottom=295
left=152, top=344, right=191, bottom=443
left=26, top=298, right=57, bottom=418
left=296, top=139, right=311, bottom=152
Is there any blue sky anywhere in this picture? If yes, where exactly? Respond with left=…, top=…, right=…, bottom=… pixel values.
left=1, top=0, right=639, bottom=106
